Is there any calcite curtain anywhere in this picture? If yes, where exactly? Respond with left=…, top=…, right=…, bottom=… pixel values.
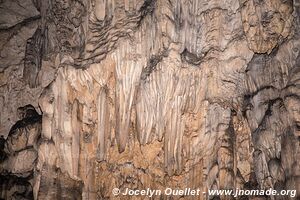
left=0, top=0, right=299, bottom=199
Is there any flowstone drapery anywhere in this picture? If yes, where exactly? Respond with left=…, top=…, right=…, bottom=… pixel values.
left=0, top=0, right=299, bottom=199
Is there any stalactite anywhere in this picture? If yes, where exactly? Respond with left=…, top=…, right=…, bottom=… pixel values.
left=114, top=40, right=145, bottom=152
left=1, top=0, right=300, bottom=199
left=71, top=99, right=81, bottom=177
left=96, top=87, right=109, bottom=161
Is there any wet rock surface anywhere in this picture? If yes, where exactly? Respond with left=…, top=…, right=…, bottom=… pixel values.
left=0, top=0, right=299, bottom=199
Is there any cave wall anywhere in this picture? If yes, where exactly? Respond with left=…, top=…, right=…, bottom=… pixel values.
left=0, top=0, right=299, bottom=199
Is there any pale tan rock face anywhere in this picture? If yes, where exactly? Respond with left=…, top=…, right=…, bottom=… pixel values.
left=240, top=0, right=293, bottom=53
left=0, top=0, right=300, bottom=200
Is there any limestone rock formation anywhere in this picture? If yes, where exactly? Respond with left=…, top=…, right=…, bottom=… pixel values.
left=0, top=0, right=299, bottom=199
left=0, top=105, right=41, bottom=199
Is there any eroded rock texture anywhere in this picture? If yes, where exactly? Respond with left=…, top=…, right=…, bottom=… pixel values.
left=0, top=105, right=41, bottom=199
left=0, top=0, right=299, bottom=199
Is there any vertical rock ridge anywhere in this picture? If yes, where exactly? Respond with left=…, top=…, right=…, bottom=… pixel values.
left=0, top=0, right=299, bottom=199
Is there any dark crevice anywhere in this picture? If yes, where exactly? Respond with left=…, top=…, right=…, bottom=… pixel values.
left=0, top=136, right=6, bottom=162
left=180, top=48, right=204, bottom=66
left=140, top=49, right=168, bottom=81
left=0, top=15, right=41, bottom=32
left=252, top=97, right=283, bottom=135
left=0, top=105, right=41, bottom=199
left=244, top=85, right=278, bottom=99
left=138, top=0, right=157, bottom=26
left=23, top=27, right=46, bottom=88
left=0, top=174, right=34, bottom=200
left=9, top=111, right=41, bottom=136
left=284, top=93, right=300, bottom=100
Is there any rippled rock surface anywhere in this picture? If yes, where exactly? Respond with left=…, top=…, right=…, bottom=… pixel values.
left=0, top=0, right=299, bottom=199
